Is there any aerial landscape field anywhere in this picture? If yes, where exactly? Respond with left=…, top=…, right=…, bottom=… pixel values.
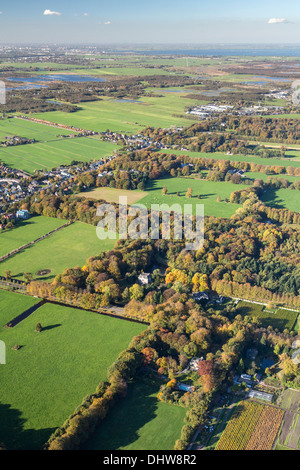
left=0, top=0, right=300, bottom=459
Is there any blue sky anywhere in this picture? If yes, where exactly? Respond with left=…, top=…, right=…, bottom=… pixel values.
left=0, top=0, right=299, bottom=44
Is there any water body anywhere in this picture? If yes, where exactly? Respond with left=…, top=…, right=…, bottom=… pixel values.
left=6, top=84, right=49, bottom=91
left=111, top=46, right=300, bottom=57
left=45, top=99, right=63, bottom=106
left=253, top=76, right=291, bottom=82
left=113, top=98, right=143, bottom=103
left=260, top=357, right=275, bottom=370
left=242, top=76, right=291, bottom=85
left=153, top=88, right=196, bottom=93
left=5, top=73, right=106, bottom=85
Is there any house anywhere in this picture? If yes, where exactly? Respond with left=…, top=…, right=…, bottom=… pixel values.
left=192, top=292, right=209, bottom=302
left=16, top=209, right=31, bottom=220
left=240, top=373, right=252, bottom=382
left=138, top=273, right=152, bottom=285
left=291, top=348, right=300, bottom=365
left=189, top=357, right=203, bottom=371
left=292, top=339, right=300, bottom=349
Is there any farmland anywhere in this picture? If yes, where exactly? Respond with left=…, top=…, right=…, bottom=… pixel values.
left=0, top=117, right=78, bottom=141
left=0, top=216, right=67, bottom=258
left=275, top=389, right=300, bottom=450
left=32, top=94, right=201, bottom=135
left=0, top=301, right=145, bottom=449
left=160, top=149, right=300, bottom=170
left=83, top=378, right=186, bottom=450
left=0, top=290, right=40, bottom=327
left=215, top=400, right=284, bottom=450
left=135, top=176, right=249, bottom=217
left=237, top=301, right=299, bottom=332
left=75, top=187, right=148, bottom=205
left=0, top=136, right=119, bottom=173
left=0, top=221, right=117, bottom=281
left=261, top=187, right=300, bottom=213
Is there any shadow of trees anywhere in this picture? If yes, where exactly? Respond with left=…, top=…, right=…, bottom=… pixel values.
left=0, top=403, right=55, bottom=449
left=83, top=379, right=159, bottom=450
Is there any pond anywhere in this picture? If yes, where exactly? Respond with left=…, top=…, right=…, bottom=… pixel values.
left=261, top=357, right=276, bottom=370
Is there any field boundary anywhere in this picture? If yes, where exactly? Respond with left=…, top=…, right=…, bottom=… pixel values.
left=0, top=221, right=73, bottom=264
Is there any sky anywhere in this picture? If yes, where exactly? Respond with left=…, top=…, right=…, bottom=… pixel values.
left=0, top=0, right=299, bottom=44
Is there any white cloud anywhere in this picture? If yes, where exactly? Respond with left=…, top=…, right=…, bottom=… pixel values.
left=0, top=11, right=2, bottom=15
left=83, top=13, right=89, bottom=16
left=268, top=18, right=288, bottom=24
left=43, top=9, right=62, bottom=16
left=104, top=21, right=111, bottom=25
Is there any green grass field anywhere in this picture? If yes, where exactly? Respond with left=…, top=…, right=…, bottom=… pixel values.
left=32, top=94, right=200, bottom=135
left=0, top=216, right=67, bottom=258
left=261, top=187, right=300, bottom=213
left=35, top=67, right=175, bottom=77
left=83, top=378, right=186, bottom=450
left=237, top=301, right=299, bottom=331
left=0, top=117, right=77, bottom=141
left=0, top=221, right=117, bottom=281
left=160, top=149, right=300, bottom=170
left=0, top=301, right=145, bottom=449
left=135, top=176, right=248, bottom=217
left=0, top=290, right=40, bottom=327
left=0, top=136, right=119, bottom=173
left=265, top=114, right=300, bottom=120
left=245, top=171, right=300, bottom=183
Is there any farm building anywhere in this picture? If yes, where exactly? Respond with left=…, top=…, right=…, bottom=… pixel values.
left=248, top=390, right=273, bottom=403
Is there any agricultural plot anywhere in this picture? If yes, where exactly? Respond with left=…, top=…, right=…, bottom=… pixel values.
left=0, top=289, right=40, bottom=327
left=161, top=149, right=300, bottom=170
left=245, top=171, right=300, bottom=183
left=0, top=216, right=67, bottom=258
left=0, top=302, right=145, bottom=449
left=261, top=187, right=300, bottom=213
left=76, top=187, right=148, bottom=205
left=0, top=221, right=116, bottom=281
left=32, top=94, right=199, bottom=135
left=0, top=117, right=78, bottom=141
left=0, top=136, right=119, bottom=173
left=39, top=67, right=175, bottom=77
left=237, top=301, right=299, bottom=331
left=266, top=114, right=300, bottom=120
left=135, top=176, right=248, bottom=217
left=276, top=389, right=300, bottom=450
left=215, top=400, right=284, bottom=450
left=83, top=378, right=186, bottom=451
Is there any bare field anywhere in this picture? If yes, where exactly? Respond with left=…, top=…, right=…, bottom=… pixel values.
left=75, top=187, right=148, bottom=205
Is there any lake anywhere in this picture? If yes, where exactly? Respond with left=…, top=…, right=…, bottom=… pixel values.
left=5, top=73, right=106, bottom=87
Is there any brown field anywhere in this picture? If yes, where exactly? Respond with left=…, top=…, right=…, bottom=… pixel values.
left=276, top=389, right=300, bottom=450
left=216, top=400, right=284, bottom=451
left=75, top=187, right=148, bottom=205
